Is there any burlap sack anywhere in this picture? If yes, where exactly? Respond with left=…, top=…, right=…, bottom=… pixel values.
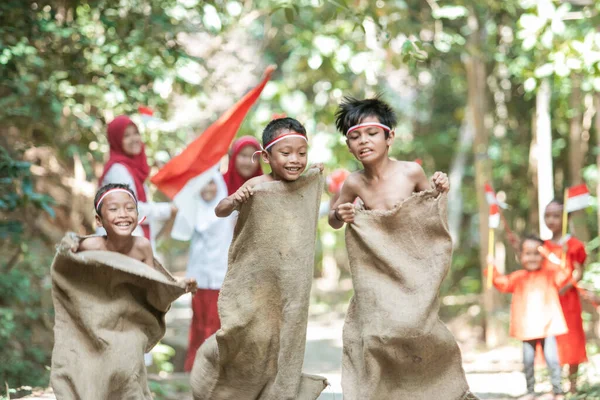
left=342, top=190, right=475, bottom=400
left=50, top=234, right=187, bottom=400
left=190, top=168, right=328, bottom=400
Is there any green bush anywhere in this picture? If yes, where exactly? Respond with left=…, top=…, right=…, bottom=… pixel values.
left=1, top=146, right=55, bottom=388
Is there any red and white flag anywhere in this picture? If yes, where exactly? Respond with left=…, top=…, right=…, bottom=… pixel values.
left=484, top=183, right=508, bottom=209
left=489, top=203, right=500, bottom=229
left=150, top=66, right=275, bottom=240
left=138, top=106, right=163, bottom=124
left=150, top=65, right=275, bottom=199
left=565, top=184, right=590, bottom=213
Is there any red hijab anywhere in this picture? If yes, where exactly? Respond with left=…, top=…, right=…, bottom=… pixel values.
left=99, top=115, right=151, bottom=238
left=223, top=136, right=263, bottom=195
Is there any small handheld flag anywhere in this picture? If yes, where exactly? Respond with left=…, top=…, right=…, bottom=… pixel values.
left=484, top=183, right=508, bottom=209
left=487, top=203, right=500, bottom=289
left=489, top=203, right=500, bottom=229
left=565, top=184, right=590, bottom=213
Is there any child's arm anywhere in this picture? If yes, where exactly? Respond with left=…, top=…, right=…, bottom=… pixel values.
left=484, top=260, right=517, bottom=293
left=215, top=177, right=260, bottom=218
left=137, top=237, right=156, bottom=267
left=328, top=174, right=359, bottom=230
left=411, top=163, right=450, bottom=193
left=551, top=242, right=586, bottom=295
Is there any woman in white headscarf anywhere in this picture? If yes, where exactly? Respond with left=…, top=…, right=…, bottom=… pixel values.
left=171, top=168, right=234, bottom=372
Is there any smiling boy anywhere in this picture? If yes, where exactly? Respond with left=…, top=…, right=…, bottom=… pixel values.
left=77, top=183, right=196, bottom=292
left=215, top=117, right=322, bottom=217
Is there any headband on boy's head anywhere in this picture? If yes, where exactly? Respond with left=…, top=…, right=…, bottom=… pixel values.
left=252, top=133, right=308, bottom=163
left=346, top=122, right=391, bottom=136
left=95, top=188, right=138, bottom=215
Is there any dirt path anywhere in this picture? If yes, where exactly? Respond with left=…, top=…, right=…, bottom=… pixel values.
left=24, top=291, right=598, bottom=399
left=302, top=312, right=528, bottom=400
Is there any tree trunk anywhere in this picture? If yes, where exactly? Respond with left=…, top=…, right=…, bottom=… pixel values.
left=568, top=77, right=590, bottom=241
left=535, top=78, right=554, bottom=239
left=529, top=112, right=540, bottom=231
left=464, top=12, right=504, bottom=348
left=596, top=95, right=600, bottom=257
left=447, top=110, right=473, bottom=248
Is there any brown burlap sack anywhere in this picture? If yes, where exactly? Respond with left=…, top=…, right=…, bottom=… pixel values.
left=50, top=233, right=187, bottom=400
left=342, top=190, right=475, bottom=400
left=190, top=168, right=328, bottom=400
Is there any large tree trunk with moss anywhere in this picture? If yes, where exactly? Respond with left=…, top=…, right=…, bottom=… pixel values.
left=464, top=12, right=504, bottom=348
left=536, top=78, right=554, bottom=239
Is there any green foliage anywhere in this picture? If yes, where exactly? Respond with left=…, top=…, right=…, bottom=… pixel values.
left=0, top=147, right=54, bottom=388
left=0, top=146, right=55, bottom=239
left=1, top=0, right=600, bottom=388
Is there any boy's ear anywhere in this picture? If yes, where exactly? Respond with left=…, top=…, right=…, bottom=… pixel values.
left=387, top=129, right=396, bottom=144
left=260, top=151, right=270, bottom=165
left=95, top=214, right=103, bottom=228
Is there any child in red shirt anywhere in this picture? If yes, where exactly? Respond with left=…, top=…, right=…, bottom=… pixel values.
left=488, top=235, right=569, bottom=400
left=543, top=199, right=587, bottom=393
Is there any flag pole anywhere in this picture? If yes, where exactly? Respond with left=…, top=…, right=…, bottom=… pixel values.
left=487, top=227, right=495, bottom=289
left=561, top=188, right=568, bottom=269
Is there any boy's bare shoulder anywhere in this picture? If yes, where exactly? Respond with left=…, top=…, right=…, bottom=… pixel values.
left=394, top=160, right=425, bottom=175
left=77, top=236, right=106, bottom=252
left=343, top=170, right=364, bottom=191
left=346, top=170, right=364, bottom=185
left=244, top=175, right=272, bottom=188
left=133, top=235, right=153, bottom=251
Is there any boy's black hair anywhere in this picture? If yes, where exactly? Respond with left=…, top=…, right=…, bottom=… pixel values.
left=520, top=234, right=544, bottom=250
left=94, top=183, right=137, bottom=216
left=261, top=117, right=307, bottom=152
left=335, top=96, right=397, bottom=137
left=547, top=198, right=564, bottom=207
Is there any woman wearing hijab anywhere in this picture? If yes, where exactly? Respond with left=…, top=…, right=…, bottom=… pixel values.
left=182, top=136, right=262, bottom=371
left=99, top=115, right=176, bottom=246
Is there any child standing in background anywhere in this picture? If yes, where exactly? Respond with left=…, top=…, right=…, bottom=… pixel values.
left=183, top=171, right=234, bottom=372
left=488, top=235, right=570, bottom=400
left=543, top=199, right=587, bottom=393
left=222, top=136, right=263, bottom=195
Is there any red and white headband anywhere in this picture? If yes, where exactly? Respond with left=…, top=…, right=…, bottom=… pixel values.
left=346, top=122, right=391, bottom=136
left=252, top=133, right=308, bottom=162
left=95, top=188, right=137, bottom=214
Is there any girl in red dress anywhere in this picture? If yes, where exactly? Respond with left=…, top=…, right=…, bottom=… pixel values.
left=543, top=199, right=587, bottom=393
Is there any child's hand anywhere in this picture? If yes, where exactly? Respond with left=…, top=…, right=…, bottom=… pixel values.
left=309, top=163, right=324, bottom=172
left=233, top=186, right=253, bottom=205
left=335, top=202, right=355, bottom=224
left=486, top=254, right=495, bottom=266
left=431, top=171, right=450, bottom=193
left=184, top=278, right=198, bottom=294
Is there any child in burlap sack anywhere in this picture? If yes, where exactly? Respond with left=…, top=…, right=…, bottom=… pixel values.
left=487, top=235, right=571, bottom=400
left=191, top=117, right=328, bottom=400
left=329, top=97, right=477, bottom=400
left=216, top=117, right=323, bottom=217
left=76, top=183, right=197, bottom=292
left=51, top=183, right=197, bottom=399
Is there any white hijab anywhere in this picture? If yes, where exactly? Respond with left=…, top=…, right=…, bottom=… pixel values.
left=171, top=167, right=228, bottom=241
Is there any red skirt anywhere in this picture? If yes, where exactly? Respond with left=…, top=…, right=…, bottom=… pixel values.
left=184, top=289, right=221, bottom=372
left=556, top=287, right=587, bottom=365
